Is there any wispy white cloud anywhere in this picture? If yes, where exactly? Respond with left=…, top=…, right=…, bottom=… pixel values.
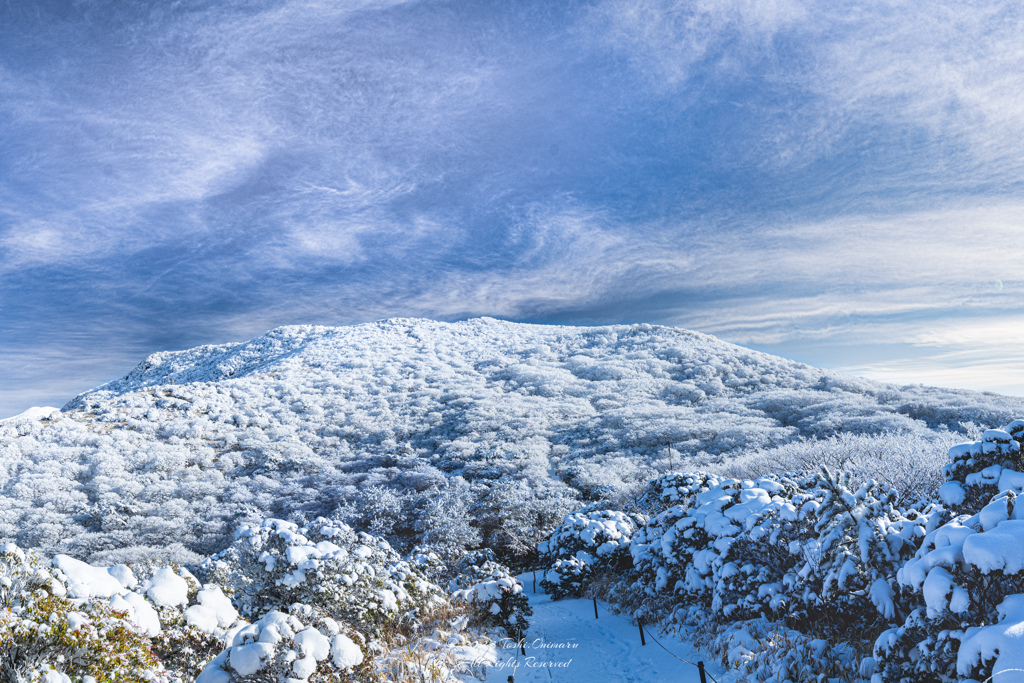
left=589, top=0, right=1024, bottom=174
left=200, top=197, right=1022, bottom=338
left=837, top=351, right=1024, bottom=398
left=587, top=0, right=808, bottom=88
left=809, top=2, right=1024, bottom=163
left=4, top=0, right=1024, bottom=415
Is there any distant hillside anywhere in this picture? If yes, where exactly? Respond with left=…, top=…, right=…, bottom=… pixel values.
left=2, top=318, right=1021, bottom=562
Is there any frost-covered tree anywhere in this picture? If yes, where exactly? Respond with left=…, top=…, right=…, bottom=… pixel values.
left=471, top=478, right=578, bottom=568
left=412, top=482, right=482, bottom=565
left=349, top=487, right=405, bottom=540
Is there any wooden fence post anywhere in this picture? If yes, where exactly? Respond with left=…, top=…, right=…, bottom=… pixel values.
left=698, top=661, right=707, bottom=683
left=638, top=617, right=646, bottom=646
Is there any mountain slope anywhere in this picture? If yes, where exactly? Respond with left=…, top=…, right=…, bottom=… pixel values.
left=2, top=318, right=1021, bottom=563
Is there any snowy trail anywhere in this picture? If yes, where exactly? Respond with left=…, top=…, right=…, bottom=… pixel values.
left=475, top=580, right=724, bottom=683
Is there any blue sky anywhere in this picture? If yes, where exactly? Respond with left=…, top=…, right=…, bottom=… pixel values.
left=3, top=0, right=1024, bottom=417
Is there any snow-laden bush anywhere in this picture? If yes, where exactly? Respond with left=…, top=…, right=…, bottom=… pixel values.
left=411, top=483, right=483, bottom=564
left=538, top=509, right=644, bottom=599
left=540, top=557, right=592, bottom=602
left=681, top=470, right=918, bottom=636
left=448, top=552, right=531, bottom=640
left=561, top=419, right=1024, bottom=681
left=470, top=477, right=579, bottom=569
left=53, top=555, right=240, bottom=679
left=688, top=614, right=864, bottom=682
left=201, top=517, right=444, bottom=640
left=1, top=527, right=502, bottom=683
left=0, top=543, right=170, bottom=683
left=196, top=605, right=365, bottom=683
left=795, top=471, right=924, bottom=628
left=135, top=566, right=240, bottom=680
left=407, top=546, right=448, bottom=584
left=873, top=421, right=1024, bottom=682
left=938, top=422, right=1024, bottom=515
left=639, top=472, right=721, bottom=513
left=629, top=474, right=816, bottom=619
left=548, top=468, right=934, bottom=679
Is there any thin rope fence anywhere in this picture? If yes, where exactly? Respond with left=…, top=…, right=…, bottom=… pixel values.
left=591, top=595, right=721, bottom=683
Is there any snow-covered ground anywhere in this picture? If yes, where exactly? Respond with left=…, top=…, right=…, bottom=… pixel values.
left=471, top=578, right=722, bottom=683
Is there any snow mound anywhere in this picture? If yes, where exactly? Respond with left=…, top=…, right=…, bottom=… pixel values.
left=198, top=608, right=363, bottom=682
left=52, top=555, right=131, bottom=599
left=145, top=566, right=190, bottom=608
left=185, top=585, right=240, bottom=633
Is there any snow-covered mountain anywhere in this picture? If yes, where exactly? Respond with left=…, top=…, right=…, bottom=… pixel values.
left=2, top=318, right=1021, bottom=563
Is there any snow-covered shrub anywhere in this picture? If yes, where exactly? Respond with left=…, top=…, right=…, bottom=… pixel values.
left=541, top=558, right=593, bottom=601
left=411, top=483, right=482, bottom=564
left=407, top=547, right=448, bottom=584
left=54, top=556, right=240, bottom=680
left=623, top=473, right=723, bottom=611
left=711, top=431, right=962, bottom=505
left=940, top=422, right=1024, bottom=515
left=454, top=549, right=498, bottom=573
left=872, top=510, right=1002, bottom=681
left=792, top=470, right=923, bottom=633
left=628, top=474, right=814, bottom=619
left=639, top=472, right=720, bottom=514
left=196, top=605, right=365, bottom=683
left=0, top=544, right=169, bottom=683
left=688, top=613, right=864, bottom=682
left=576, top=468, right=931, bottom=676
left=538, top=509, right=643, bottom=599
left=874, top=421, right=1024, bottom=682
left=449, top=554, right=531, bottom=640
left=201, top=517, right=444, bottom=640
left=349, top=486, right=406, bottom=540
left=144, top=571, right=241, bottom=679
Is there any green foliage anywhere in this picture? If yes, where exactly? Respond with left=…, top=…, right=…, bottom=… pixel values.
left=0, top=546, right=167, bottom=683
left=149, top=614, right=224, bottom=681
